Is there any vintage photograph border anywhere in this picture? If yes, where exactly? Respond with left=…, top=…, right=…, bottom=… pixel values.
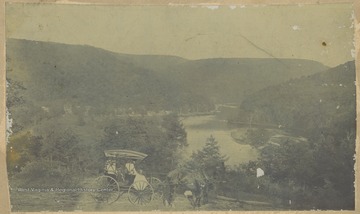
left=0, top=0, right=359, bottom=213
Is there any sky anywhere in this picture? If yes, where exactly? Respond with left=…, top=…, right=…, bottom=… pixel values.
left=5, top=3, right=355, bottom=67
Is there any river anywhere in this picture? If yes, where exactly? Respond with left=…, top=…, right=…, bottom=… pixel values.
left=181, top=115, right=258, bottom=166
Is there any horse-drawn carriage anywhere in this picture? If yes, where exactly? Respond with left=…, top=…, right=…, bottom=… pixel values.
left=90, top=149, right=163, bottom=205
left=90, top=149, right=215, bottom=208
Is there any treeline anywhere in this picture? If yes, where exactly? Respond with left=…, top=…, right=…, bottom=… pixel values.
left=98, top=114, right=188, bottom=174
left=6, top=39, right=215, bottom=114
left=7, top=78, right=188, bottom=187
left=237, top=61, right=356, bottom=137
left=227, top=61, right=356, bottom=210
left=8, top=115, right=187, bottom=186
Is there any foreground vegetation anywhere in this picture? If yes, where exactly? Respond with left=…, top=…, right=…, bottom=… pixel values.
left=227, top=61, right=356, bottom=210
left=5, top=39, right=355, bottom=210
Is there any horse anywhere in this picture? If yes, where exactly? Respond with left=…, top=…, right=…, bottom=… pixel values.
left=163, top=167, right=211, bottom=208
left=182, top=178, right=206, bottom=208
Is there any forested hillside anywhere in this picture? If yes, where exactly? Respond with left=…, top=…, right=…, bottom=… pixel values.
left=237, top=61, right=356, bottom=137
left=6, top=39, right=213, bottom=113
left=7, top=39, right=328, bottom=112
left=230, top=61, right=356, bottom=209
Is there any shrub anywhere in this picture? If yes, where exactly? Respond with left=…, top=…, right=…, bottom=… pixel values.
left=13, top=160, right=79, bottom=189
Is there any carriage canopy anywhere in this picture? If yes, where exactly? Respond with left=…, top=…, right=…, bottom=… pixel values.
left=104, top=149, right=148, bottom=161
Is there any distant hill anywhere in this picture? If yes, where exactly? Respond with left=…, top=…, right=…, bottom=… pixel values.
left=237, top=61, right=356, bottom=137
left=6, top=39, right=211, bottom=112
left=6, top=39, right=329, bottom=112
left=162, top=58, right=329, bottom=103
left=115, top=53, right=329, bottom=103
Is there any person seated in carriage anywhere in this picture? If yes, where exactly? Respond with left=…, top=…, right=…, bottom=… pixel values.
left=124, top=160, right=148, bottom=187
left=124, top=160, right=136, bottom=184
left=104, top=159, right=117, bottom=182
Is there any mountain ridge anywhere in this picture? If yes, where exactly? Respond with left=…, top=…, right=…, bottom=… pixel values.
left=237, top=60, right=356, bottom=136
left=7, top=38, right=330, bottom=111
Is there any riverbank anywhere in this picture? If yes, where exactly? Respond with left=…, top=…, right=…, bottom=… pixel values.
left=181, top=115, right=258, bottom=166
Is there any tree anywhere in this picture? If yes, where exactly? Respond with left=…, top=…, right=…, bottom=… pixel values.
left=98, top=115, right=188, bottom=175
left=13, top=160, right=80, bottom=189
left=6, top=132, right=43, bottom=175
left=311, top=130, right=355, bottom=209
left=257, top=129, right=355, bottom=210
left=189, top=135, right=227, bottom=183
left=162, top=113, right=188, bottom=149
left=41, top=128, right=81, bottom=171
left=259, top=141, right=316, bottom=186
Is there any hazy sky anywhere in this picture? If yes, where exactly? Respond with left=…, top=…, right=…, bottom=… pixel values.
left=6, top=3, right=355, bottom=67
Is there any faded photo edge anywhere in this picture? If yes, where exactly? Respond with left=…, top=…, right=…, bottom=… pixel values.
left=0, top=0, right=360, bottom=213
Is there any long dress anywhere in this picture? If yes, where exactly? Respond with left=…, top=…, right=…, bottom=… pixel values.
left=132, top=170, right=149, bottom=190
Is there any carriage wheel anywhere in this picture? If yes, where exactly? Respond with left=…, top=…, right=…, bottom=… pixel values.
left=149, top=177, right=163, bottom=200
left=128, top=181, right=154, bottom=205
left=91, top=175, right=120, bottom=204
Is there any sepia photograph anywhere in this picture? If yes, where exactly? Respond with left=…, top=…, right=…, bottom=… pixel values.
left=4, top=2, right=357, bottom=212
